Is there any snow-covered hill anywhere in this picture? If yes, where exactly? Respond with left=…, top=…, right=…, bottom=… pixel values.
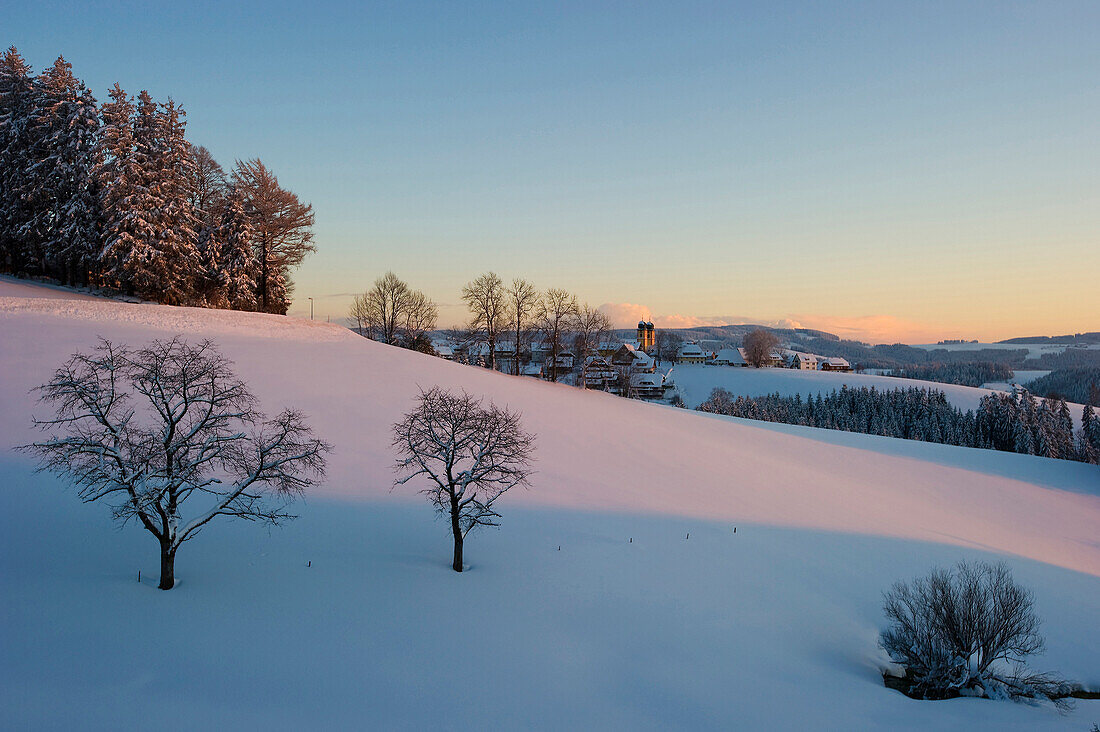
left=671, top=362, right=1052, bottom=413
left=1, top=281, right=1097, bottom=730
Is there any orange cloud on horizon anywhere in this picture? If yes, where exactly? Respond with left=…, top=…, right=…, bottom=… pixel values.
left=597, top=302, right=958, bottom=344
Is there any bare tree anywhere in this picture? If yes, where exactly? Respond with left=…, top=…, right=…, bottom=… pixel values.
left=22, top=338, right=330, bottom=590
left=655, top=330, right=683, bottom=367
left=349, top=271, right=435, bottom=347
left=462, top=272, right=510, bottom=371
left=232, top=158, right=315, bottom=314
left=881, top=561, right=1070, bottom=707
left=507, top=277, right=538, bottom=375
left=401, top=289, right=438, bottom=351
left=392, top=387, right=534, bottom=572
left=536, top=288, right=578, bottom=383
left=188, top=144, right=227, bottom=226
left=742, top=328, right=780, bottom=368
left=573, top=303, right=612, bottom=389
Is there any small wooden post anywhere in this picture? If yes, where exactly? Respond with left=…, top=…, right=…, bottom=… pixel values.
left=137, top=570, right=140, bottom=583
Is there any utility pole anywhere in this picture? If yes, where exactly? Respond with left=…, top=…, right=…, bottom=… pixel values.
left=308, top=297, right=314, bottom=321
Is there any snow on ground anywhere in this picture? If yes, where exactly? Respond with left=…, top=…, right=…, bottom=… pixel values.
left=671, top=363, right=1004, bottom=412
left=0, top=273, right=104, bottom=300
left=1, top=280, right=1098, bottom=730
left=671, top=364, right=1088, bottom=428
left=982, top=370, right=1052, bottom=391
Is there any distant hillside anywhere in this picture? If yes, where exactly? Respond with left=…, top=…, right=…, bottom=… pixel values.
left=634, top=325, right=1033, bottom=370
left=998, top=332, right=1100, bottom=345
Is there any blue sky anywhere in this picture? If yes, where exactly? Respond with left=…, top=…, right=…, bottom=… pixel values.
left=9, top=1, right=1099, bottom=341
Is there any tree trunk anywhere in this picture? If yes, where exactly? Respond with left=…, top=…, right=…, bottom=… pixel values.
left=259, top=237, right=269, bottom=312
left=158, top=542, right=176, bottom=590
left=450, top=497, right=464, bottom=573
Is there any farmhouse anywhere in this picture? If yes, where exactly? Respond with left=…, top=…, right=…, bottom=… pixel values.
left=676, top=342, right=707, bottom=364
left=818, top=356, right=851, bottom=372
left=612, top=343, right=656, bottom=373
left=788, top=352, right=818, bottom=370
left=629, top=371, right=666, bottom=399
left=582, top=356, right=616, bottom=389
left=763, top=349, right=787, bottom=368
left=712, top=347, right=747, bottom=366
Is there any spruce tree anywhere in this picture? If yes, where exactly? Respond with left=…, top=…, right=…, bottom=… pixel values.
left=0, top=47, right=37, bottom=274
left=96, top=84, right=144, bottom=293
left=27, top=57, right=101, bottom=285
left=216, top=189, right=258, bottom=311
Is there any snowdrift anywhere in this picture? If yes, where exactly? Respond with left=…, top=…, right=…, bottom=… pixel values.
left=1, top=281, right=1097, bottom=730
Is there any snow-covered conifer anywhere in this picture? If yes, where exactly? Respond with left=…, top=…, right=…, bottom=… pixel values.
left=0, top=47, right=38, bottom=274
left=25, top=57, right=101, bottom=284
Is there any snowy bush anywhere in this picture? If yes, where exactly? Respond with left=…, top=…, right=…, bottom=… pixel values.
left=881, top=561, right=1071, bottom=708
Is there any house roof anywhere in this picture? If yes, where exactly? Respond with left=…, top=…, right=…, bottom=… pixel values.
left=630, top=372, right=664, bottom=387
left=714, top=348, right=746, bottom=364
left=677, top=342, right=705, bottom=357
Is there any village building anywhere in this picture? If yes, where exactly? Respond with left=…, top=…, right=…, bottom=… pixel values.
left=818, top=356, right=852, bottom=372
left=552, top=351, right=575, bottom=372
left=711, top=347, right=747, bottom=366
left=788, top=352, right=818, bottom=370
left=629, top=371, right=666, bottom=399
left=520, top=362, right=544, bottom=378
left=676, top=341, right=707, bottom=364
left=762, top=349, right=786, bottom=368
left=611, top=343, right=656, bottom=373
left=581, top=355, right=616, bottom=389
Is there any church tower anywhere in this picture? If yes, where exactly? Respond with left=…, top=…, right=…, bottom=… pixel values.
left=637, top=321, right=655, bottom=352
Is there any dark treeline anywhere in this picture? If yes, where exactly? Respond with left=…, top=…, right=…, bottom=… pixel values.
left=1028, top=369, right=1100, bottom=406
left=1031, top=348, right=1100, bottom=370
left=888, top=361, right=1014, bottom=388
left=784, top=336, right=1030, bottom=371
left=698, top=385, right=1100, bottom=465
left=0, top=47, right=315, bottom=314
left=1000, top=332, right=1100, bottom=345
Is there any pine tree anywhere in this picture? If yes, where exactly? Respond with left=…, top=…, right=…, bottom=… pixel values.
left=100, top=90, right=200, bottom=303
left=25, top=57, right=101, bottom=285
left=1080, top=405, right=1100, bottom=465
left=148, top=98, right=200, bottom=304
left=0, top=47, right=37, bottom=274
left=196, top=188, right=257, bottom=311
left=96, top=84, right=144, bottom=293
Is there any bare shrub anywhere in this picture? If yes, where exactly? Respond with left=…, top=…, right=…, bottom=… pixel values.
left=881, top=561, right=1072, bottom=708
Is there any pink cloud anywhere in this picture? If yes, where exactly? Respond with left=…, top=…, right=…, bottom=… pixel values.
left=597, top=303, right=653, bottom=328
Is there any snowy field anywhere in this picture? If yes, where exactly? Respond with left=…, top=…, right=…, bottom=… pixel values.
left=1, top=281, right=1098, bottom=730
left=982, top=370, right=1051, bottom=392
left=672, top=363, right=1007, bottom=412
